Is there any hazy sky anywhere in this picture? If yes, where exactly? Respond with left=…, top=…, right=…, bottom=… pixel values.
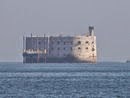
left=0, top=0, right=130, bottom=62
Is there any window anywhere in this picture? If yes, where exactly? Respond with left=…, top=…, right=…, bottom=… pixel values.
left=70, top=47, right=72, bottom=51
left=57, top=47, right=60, bottom=50
left=78, top=41, right=81, bottom=44
left=86, top=47, right=88, bottom=50
left=92, top=41, right=94, bottom=44
left=63, top=47, right=66, bottom=50
left=57, top=41, right=60, bottom=44
left=86, top=41, right=89, bottom=44
left=78, top=47, right=81, bottom=50
left=64, top=42, right=66, bottom=45
left=38, top=41, right=41, bottom=45
left=92, top=48, right=95, bottom=51
left=51, top=41, right=54, bottom=44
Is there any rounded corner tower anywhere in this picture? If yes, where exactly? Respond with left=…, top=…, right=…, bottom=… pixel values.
left=71, top=26, right=97, bottom=63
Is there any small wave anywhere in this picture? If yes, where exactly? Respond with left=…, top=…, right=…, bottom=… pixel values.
left=0, top=72, right=129, bottom=78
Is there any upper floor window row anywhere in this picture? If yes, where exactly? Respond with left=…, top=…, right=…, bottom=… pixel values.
left=56, top=41, right=73, bottom=45
left=77, top=41, right=93, bottom=45
left=52, top=41, right=94, bottom=45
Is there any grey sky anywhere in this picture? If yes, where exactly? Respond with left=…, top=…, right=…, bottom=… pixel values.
left=0, top=0, right=130, bottom=62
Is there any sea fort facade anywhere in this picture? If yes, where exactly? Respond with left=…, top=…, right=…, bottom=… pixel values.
left=23, top=26, right=97, bottom=63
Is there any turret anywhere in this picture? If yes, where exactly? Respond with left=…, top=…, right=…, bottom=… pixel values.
left=89, top=26, right=94, bottom=36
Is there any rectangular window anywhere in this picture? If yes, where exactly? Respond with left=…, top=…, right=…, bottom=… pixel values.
left=57, top=41, right=60, bottom=44
left=70, top=47, right=72, bottom=51
left=64, top=42, right=66, bottom=45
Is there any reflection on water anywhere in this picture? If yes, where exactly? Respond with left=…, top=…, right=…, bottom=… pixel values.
left=0, top=62, right=130, bottom=98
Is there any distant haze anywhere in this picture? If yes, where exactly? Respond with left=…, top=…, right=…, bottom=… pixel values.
left=0, top=0, right=130, bottom=62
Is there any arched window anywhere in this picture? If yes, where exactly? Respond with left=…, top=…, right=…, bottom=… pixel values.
left=92, top=48, right=95, bottom=51
left=78, top=47, right=81, bottom=50
left=78, top=41, right=81, bottom=44
left=86, top=41, right=89, bottom=44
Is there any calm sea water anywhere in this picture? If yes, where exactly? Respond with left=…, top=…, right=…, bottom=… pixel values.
left=0, top=62, right=130, bottom=98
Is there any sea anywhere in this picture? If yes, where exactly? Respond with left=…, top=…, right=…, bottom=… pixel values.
left=0, top=62, right=130, bottom=98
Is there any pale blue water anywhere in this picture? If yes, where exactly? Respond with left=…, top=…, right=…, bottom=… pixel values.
left=0, top=62, right=130, bottom=98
